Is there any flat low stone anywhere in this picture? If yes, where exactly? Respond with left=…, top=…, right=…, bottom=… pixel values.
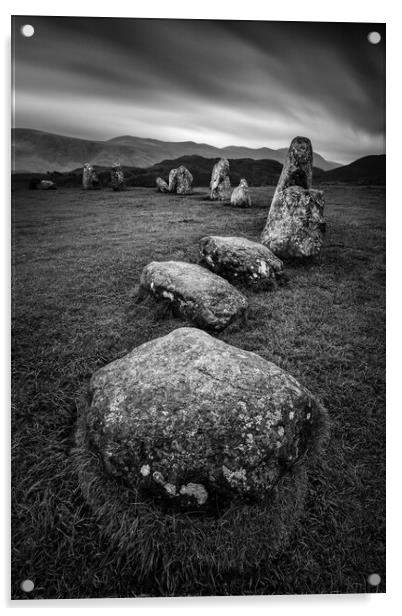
left=38, top=180, right=57, bottom=190
left=139, top=261, right=247, bottom=331
left=86, top=327, right=327, bottom=513
left=199, top=235, right=284, bottom=289
left=261, top=186, right=325, bottom=258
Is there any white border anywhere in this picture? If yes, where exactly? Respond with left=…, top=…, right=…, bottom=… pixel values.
left=2, top=1, right=399, bottom=614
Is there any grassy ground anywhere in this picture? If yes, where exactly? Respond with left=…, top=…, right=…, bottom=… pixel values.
left=11, top=184, right=385, bottom=598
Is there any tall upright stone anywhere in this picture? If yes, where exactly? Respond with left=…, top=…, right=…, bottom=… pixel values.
left=273, top=136, right=313, bottom=202
left=210, top=158, right=231, bottom=201
left=261, top=137, right=325, bottom=258
left=110, top=162, right=125, bottom=191
left=82, top=163, right=100, bottom=190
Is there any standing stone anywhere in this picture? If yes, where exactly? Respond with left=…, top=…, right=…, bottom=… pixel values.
left=110, top=162, right=125, bottom=191
left=85, top=327, right=328, bottom=513
left=273, top=136, right=313, bottom=203
left=156, top=177, right=169, bottom=192
left=82, top=163, right=100, bottom=190
left=199, top=235, right=284, bottom=289
left=210, top=158, right=231, bottom=201
left=168, top=168, right=178, bottom=192
left=139, top=261, right=248, bottom=331
left=231, top=178, right=251, bottom=207
left=168, top=165, right=193, bottom=194
left=261, top=186, right=325, bottom=258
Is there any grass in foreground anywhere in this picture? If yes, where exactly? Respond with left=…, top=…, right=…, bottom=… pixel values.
left=11, top=184, right=385, bottom=598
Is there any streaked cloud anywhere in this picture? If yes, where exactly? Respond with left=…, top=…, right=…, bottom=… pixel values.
left=12, top=17, right=385, bottom=163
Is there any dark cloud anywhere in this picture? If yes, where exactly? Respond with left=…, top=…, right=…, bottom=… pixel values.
left=12, top=17, right=385, bottom=163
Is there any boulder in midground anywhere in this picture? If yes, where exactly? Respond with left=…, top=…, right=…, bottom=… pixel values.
left=111, top=163, right=125, bottom=191
left=261, top=186, right=325, bottom=258
left=82, top=163, right=100, bottom=190
left=139, top=261, right=247, bottom=331
left=199, top=235, right=284, bottom=289
left=85, top=327, right=328, bottom=512
left=210, top=158, right=231, bottom=200
left=231, top=178, right=251, bottom=207
left=168, top=165, right=193, bottom=194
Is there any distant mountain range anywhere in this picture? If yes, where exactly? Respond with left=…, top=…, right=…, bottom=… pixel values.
left=12, top=128, right=341, bottom=173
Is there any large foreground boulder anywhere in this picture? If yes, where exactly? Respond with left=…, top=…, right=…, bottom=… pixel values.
left=230, top=178, right=251, bottom=207
left=110, top=162, right=125, bottom=191
left=82, top=163, right=100, bottom=190
left=199, top=235, right=284, bottom=289
left=85, top=327, right=328, bottom=513
left=261, top=186, right=325, bottom=258
left=139, top=261, right=247, bottom=331
left=210, top=158, right=231, bottom=200
left=156, top=177, right=169, bottom=192
left=168, top=165, right=193, bottom=194
left=74, top=329, right=329, bottom=583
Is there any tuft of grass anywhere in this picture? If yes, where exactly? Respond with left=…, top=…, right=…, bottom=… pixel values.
left=12, top=185, right=385, bottom=597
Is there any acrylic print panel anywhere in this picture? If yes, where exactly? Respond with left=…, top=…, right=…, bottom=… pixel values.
left=11, top=16, right=385, bottom=599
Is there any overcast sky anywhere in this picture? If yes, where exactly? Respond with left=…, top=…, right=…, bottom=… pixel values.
left=12, top=17, right=385, bottom=164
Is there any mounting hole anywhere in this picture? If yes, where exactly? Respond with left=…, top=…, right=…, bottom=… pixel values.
left=367, top=573, right=381, bottom=586
left=20, top=579, right=35, bottom=592
left=21, top=24, right=35, bottom=38
left=367, top=31, right=381, bottom=45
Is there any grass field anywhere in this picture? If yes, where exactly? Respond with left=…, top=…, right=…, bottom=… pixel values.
left=11, top=184, right=385, bottom=598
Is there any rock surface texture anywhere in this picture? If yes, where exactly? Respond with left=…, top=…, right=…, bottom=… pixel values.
left=168, top=165, right=193, bottom=194
left=156, top=177, right=169, bottom=192
left=231, top=178, right=251, bottom=207
left=210, top=158, right=231, bottom=200
left=139, top=261, right=247, bottom=331
left=110, top=163, right=125, bottom=191
left=199, top=235, right=284, bottom=289
left=82, top=163, right=100, bottom=190
left=85, top=327, right=327, bottom=513
left=261, top=186, right=325, bottom=258
left=273, top=136, right=313, bottom=201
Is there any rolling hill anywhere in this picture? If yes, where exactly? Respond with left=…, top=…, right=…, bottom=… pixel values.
left=12, top=128, right=341, bottom=173
left=322, top=155, right=385, bottom=185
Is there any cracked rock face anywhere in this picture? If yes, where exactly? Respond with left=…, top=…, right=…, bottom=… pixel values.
left=86, top=327, right=324, bottom=513
left=231, top=178, right=251, bottom=208
left=199, top=236, right=284, bottom=289
left=168, top=165, right=193, bottom=194
left=156, top=177, right=169, bottom=193
left=261, top=186, right=325, bottom=259
left=82, top=164, right=100, bottom=190
left=110, top=163, right=125, bottom=191
left=210, top=158, right=231, bottom=201
left=139, top=261, right=248, bottom=331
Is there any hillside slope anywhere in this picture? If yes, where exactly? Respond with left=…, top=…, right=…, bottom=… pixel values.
left=12, top=128, right=341, bottom=173
left=322, top=155, right=385, bottom=185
